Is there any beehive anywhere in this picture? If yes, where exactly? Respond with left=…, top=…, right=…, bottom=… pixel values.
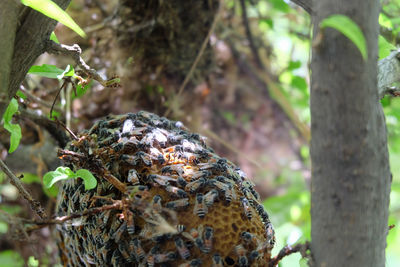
left=55, top=111, right=275, bottom=266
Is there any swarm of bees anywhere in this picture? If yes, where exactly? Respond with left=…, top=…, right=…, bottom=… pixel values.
left=55, top=111, right=275, bottom=266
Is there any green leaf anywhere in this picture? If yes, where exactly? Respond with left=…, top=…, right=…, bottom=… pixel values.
left=3, top=98, right=18, bottom=124
left=50, top=31, right=60, bottom=43
left=320, top=14, right=367, bottom=61
left=287, top=60, right=301, bottom=71
left=43, top=166, right=75, bottom=188
left=2, top=99, right=22, bottom=153
left=28, top=64, right=65, bottom=79
left=75, top=169, right=97, bottom=190
left=4, top=123, right=22, bottom=153
left=20, top=173, right=41, bottom=184
left=299, top=258, right=309, bottom=267
left=16, top=90, right=27, bottom=100
left=378, top=35, right=396, bottom=60
left=20, top=0, right=86, bottom=38
left=269, top=0, right=289, bottom=13
left=0, top=250, right=24, bottom=267
left=291, top=76, right=308, bottom=92
left=57, top=64, right=74, bottom=80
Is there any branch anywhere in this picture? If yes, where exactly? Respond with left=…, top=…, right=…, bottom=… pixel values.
left=378, top=49, right=400, bottom=99
left=290, top=0, right=313, bottom=14
left=269, top=241, right=311, bottom=267
left=45, top=41, right=119, bottom=87
left=0, top=159, right=47, bottom=220
left=0, top=1, right=20, bottom=119
left=7, top=0, right=71, bottom=119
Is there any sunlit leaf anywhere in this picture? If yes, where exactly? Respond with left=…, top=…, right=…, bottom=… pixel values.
left=0, top=250, right=24, bottom=267
left=320, top=14, right=367, bottom=61
left=378, top=35, right=396, bottom=60
left=43, top=166, right=75, bottom=188
left=2, top=99, right=22, bottom=153
left=20, top=0, right=86, bottom=38
left=50, top=31, right=60, bottom=43
left=75, top=169, right=97, bottom=190
left=57, top=64, right=74, bottom=80
left=28, top=64, right=65, bottom=79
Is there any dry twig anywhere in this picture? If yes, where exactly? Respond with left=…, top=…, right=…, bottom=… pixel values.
left=0, top=159, right=47, bottom=219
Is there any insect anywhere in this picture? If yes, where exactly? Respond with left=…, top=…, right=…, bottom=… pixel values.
left=182, top=225, right=205, bottom=252
left=212, top=253, right=223, bottom=267
left=110, top=249, right=122, bottom=266
left=166, top=198, right=189, bottom=210
left=151, top=195, right=163, bottom=213
left=194, top=193, right=207, bottom=218
left=177, top=176, right=188, bottom=187
left=131, top=237, right=146, bottom=262
left=118, top=242, right=132, bottom=262
left=224, top=184, right=237, bottom=204
left=98, top=132, right=120, bottom=147
left=127, top=169, right=140, bottom=185
left=154, top=251, right=177, bottom=263
left=185, top=177, right=206, bottom=193
left=122, top=119, right=134, bottom=134
left=248, top=250, right=261, bottom=262
left=174, top=236, right=191, bottom=260
left=178, top=258, right=202, bottom=267
left=126, top=211, right=135, bottom=235
left=147, top=174, right=175, bottom=187
left=240, top=197, right=252, bottom=220
left=235, top=244, right=249, bottom=267
left=111, top=221, right=126, bottom=243
left=165, top=185, right=188, bottom=198
left=161, top=164, right=184, bottom=176
left=204, top=189, right=219, bottom=207
left=203, top=226, right=214, bottom=253
left=241, top=231, right=259, bottom=245
left=176, top=224, right=186, bottom=233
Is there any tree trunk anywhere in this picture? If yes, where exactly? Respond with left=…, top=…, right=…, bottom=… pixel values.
left=310, top=1, right=391, bottom=266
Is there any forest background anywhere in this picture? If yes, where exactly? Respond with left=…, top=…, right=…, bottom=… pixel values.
left=0, top=0, right=400, bottom=266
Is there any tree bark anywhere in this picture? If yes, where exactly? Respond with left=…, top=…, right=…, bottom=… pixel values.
left=310, top=1, right=391, bottom=267
left=0, top=0, right=71, bottom=120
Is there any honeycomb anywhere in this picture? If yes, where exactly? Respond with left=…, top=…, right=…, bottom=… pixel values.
left=55, top=111, right=275, bottom=266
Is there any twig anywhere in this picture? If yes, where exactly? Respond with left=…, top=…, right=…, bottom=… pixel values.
left=164, top=0, right=222, bottom=117
left=239, top=0, right=265, bottom=70
left=54, top=117, right=78, bottom=140
left=269, top=241, right=311, bottom=267
left=50, top=78, right=68, bottom=119
left=18, top=107, right=70, bottom=148
left=45, top=41, right=120, bottom=87
left=19, top=85, right=64, bottom=114
left=24, top=201, right=123, bottom=232
left=0, top=159, right=47, bottom=220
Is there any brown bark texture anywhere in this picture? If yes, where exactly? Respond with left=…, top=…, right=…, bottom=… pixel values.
left=310, top=1, right=391, bottom=267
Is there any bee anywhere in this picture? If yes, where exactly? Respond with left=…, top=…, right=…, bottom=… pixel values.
left=139, top=225, right=153, bottom=239
left=147, top=174, right=175, bottom=187
left=203, top=226, right=214, bottom=253
left=126, top=211, right=135, bottom=235
left=113, top=137, right=139, bottom=152
left=191, top=170, right=211, bottom=181
left=194, top=193, right=207, bottom=218
left=176, top=224, right=186, bottom=233
left=216, top=175, right=235, bottom=186
left=240, top=197, right=252, bottom=220
left=111, top=221, right=126, bottom=242
left=183, top=152, right=200, bottom=165
left=204, top=189, right=219, bottom=207
left=235, top=244, right=249, bottom=267
left=182, top=225, right=205, bottom=252
left=154, top=251, right=177, bottom=263
left=264, top=222, right=275, bottom=248
left=118, top=242, right=132, bottom=262
left=168, top=134, right=186, bottom=144
left=224, top=184, right=237, bottom=204
left=177, top=176, right=188, bottom=187
left=127, top=169, right=140, bottom=185
left=151, top=195, right=163, bottom=213
left=166, top=198, right=189, bottom=210
left=146, top=252, right=155, bottom=267
left=212, top=253, right=223, bottom=267
left=174, top=237, right=191, bottom=260
left=98, top=132, right=120, bottom=147
left=151, top=129, right=168, bottom=147
left=165, top=185, right=188, bottom=198
left=185, top=177, right=206, bottom=193
left=178, top=259, right=202, bottom=267
left=249, top=250, right=261, bottom=262
left=131, top=237, right=146, bottom=262
left=122, top=119, right=134, bottom=134
left=111, top=249, right=122, bottom=266
left=161, top=164, right=184, bottom=176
